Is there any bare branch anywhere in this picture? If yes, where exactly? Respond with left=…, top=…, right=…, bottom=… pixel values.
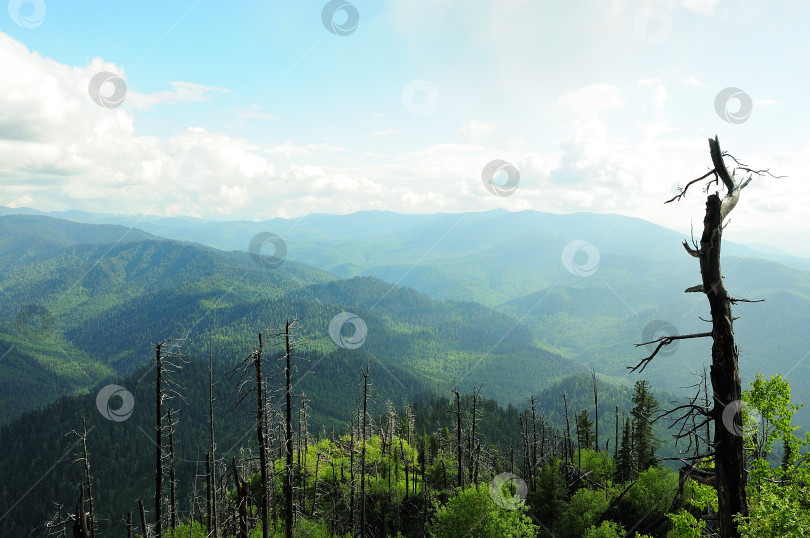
left=665, top=170, right=717, bottom=204
left=628, top=332, right=712, bottom=373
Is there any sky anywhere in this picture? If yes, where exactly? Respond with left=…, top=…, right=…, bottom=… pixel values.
left=1, top=0, right=810, bottom=254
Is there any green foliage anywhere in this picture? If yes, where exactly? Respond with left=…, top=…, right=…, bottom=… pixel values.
left=665, top=375, right=810, bottom=537
left=554, top=487, right=612, bottom=537
left=429, top=484, right=538, bottom=537
left=617, top=467, right=679, bottom=533
left=583, top=520, right=626, bottom=538
left=630, top=380, right=660, bottom=474
left=737, top=374, right=810, bottom=536
left=576, top=409, right=594, bottom=450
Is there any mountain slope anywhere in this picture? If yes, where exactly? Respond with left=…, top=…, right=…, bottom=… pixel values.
left=0, top=215, right=583, bottom=425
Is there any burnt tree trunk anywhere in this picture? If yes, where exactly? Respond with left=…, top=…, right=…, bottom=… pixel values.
left=72, top=486, right=89, bottom=538
left=592, top=368, right=599, bottom=453
left=137, top=498, right=147, bottom=538
left=283, top=320, right=294, bottom=538
left=698, top=188, right=748, bottom=536
left=255, top=333, right=269, bottom=538
left=154, top=343, right=163, bottom=538
left=360, top=366, right=370, bottom=536
left=208, top=328, right=218, bottom=538
left=452, top=389, right=462, bottom=489
left=79, top=417, right=94, bottom=538
left=232, top=458, right=250, bottom=538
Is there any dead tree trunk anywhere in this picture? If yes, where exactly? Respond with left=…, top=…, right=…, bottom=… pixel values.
left=167, top=408, right=178, bottom=531
left=349, top=417, right=356, bottom=533
left=614, top=405, right=619, bottom=460
left=592, top=368, right=599, bottom=453
left=360, top=365, right=370, bottom=536
left=255, top=333, right=269, bottom=538
left=137, top=498, right=147, bottom=538
left=629, top=136, right=777, bottom=537
left=451, top=388, right=463, bottom=489
left=152, top=338, right=185, bottom=538
left=232, top=458, right=249, bottom=538
left=78, top=417, right=95, bottom=538
left=208, top=328, right=218, bottom=538
left=699, top=193, right=748, bottom=536
left=154, top=343, right=163, bottom=538
left=562, top=393, right=572, bottom=473
left=468, top=385, right=479, bottom=485
left=72, top=486, right=89, bottom=538
left=283, top=320, right=295, bottom=538
left=530, top=396, right=538, bottom=490
left=206, top=452, right=213, bottom=535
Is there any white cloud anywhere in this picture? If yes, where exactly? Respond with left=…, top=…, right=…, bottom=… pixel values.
left=233, top=104, right=276, bottom=120
left=127, top=81, right=227, bottom=109
left=459, top=120, right=495, bottom=144
left=558, top=84, right=625, bottom=114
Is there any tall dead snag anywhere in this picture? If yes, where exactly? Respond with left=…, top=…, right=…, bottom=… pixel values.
left=155, top=342, right=163, bottom=538
left=230, top=325, right=282, bottom=538
left=562, top=393, right=572, bottom=476
left=283, top=320, right=296, bottom=538
left=468, top=385, right=480, bottom=485
left=73, top=486, right=89, bottom=538
left=630, top=136, right=779, bottom=538
left=167, top=408, right=178, bottom=531
left=231, top=458, right=249, bottom=538
left=205, top=452, right=213, bottom=536
left=153, top=338, right=185, bottom=538
left=360, top=365, right=371, bottom=537
left=208, top=327, right=218, bottom=538
left=451, top=387, right=463, bottom=489
left=68, top=417, right=95, bottom=538
left=530, top=396, right=538, bottom=491
left=591, top=367, right=599, bottom=453
left=255, top=331, right=269, bottom=538
left=137, top=498, right=147, bottom=538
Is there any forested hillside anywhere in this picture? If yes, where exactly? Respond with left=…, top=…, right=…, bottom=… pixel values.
left=0, top=215, right=582, bottom=425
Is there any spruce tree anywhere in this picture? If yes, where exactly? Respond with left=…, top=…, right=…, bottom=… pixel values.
left=630, top=380, right=660, bottom=473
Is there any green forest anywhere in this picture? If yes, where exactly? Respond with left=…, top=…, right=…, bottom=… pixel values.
left=7, top=342, right=808, bottom=537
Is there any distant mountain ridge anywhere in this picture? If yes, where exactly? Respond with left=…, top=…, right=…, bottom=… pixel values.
left=2, top=209, right=809, bottom=433
left=0, top=214, right=583, bottom=426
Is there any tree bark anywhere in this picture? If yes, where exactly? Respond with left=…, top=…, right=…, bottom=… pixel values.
left=167, top=408, right=177, bottom=531
left=255, top=333, right=269, bottom=538
left=208, top=328, right=218, bottom=538
left=592, top=368, right=599, bottom=453
left=360, top=367, right=370, bottom=536
left=154, top=343, right=163, bottom=538
left=699, top=191, right=748, bottom=536
left=79, top=417, right=94, bottom=538
left=284, top=321, right=294, bottom=538
left=452, top=389, right=462, bottom=489
left=137, top=498, right=147, bottom=538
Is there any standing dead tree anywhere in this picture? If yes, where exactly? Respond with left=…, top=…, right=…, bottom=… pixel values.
left=359, top=364, right=371, bottom=537
left=629, top=136, right=779, bottom=538
left=229, top=327, right=279, bottom=538
left=450, top=387, right=463, bottom=490
left=153, top=338, right=186, bottom=538
left=167, top=408, right=178, bottom=532
left=208, top=326, right=218, bottom=538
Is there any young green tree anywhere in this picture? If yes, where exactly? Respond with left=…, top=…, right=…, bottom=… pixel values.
left=429, top=483, right=537, bottom=537
left=630, top=380, right=659, bottom=474
left=576, top=410, right=594, bottom=451
left=615, top=418, right=633, bottom=483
